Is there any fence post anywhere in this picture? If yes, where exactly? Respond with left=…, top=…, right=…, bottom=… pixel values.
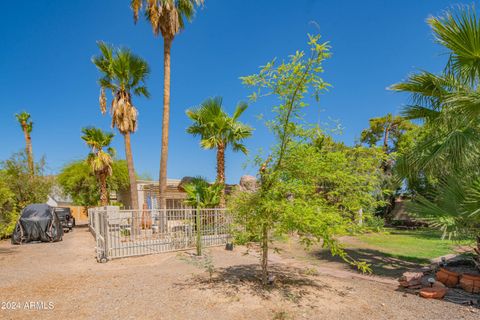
left=103, top=207, right=110, bottom=260
left=94, top=208, right=102, bottom=261
left=88, top=208, right=93, bottom=234
left=214, top=209, right=218, bottom=236
left=196, top=195, right=202, bottom=256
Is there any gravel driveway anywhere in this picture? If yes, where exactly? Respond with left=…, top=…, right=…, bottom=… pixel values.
left=0, top=228, right=478, bottom=320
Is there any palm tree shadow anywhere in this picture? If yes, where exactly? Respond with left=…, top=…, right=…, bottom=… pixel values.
left=312, top=248, right=431, bottom=278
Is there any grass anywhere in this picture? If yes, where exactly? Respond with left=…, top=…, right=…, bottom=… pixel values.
left=355, top=228, right=463, bottom=262
left=276, top=228, right=468, bottom=278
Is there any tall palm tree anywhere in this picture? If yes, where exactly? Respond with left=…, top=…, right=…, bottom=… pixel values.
left=130, top=0, right=204, bottom=208
left=186, top=97, right=253, bottom=207
left=81, top=127, right=115, bottom=206
left=92, top=42, right=150, bottom=210
left=15, top=112, right=34, bottom=175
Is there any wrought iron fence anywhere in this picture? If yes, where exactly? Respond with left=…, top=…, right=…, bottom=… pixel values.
left=88, top=206, right=232, bottom=262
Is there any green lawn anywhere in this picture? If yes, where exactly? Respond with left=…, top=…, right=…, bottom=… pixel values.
left=279, top=228, right=467, bottom=278
left=355, top=228, right=462, bottom=262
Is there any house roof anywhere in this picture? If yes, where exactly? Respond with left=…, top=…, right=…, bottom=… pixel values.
left=137, top=179, right=181, bottom=188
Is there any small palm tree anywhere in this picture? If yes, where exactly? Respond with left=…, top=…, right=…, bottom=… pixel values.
left=183, top=176, right=222, bottom=256
left=407, top=176, right=480, bottom=270
left=183, top=177, right=223, bottom=208
left=15, top=112, right=34, bottom=174
left=131, top=0, right=204, bottom=208
left=186, top=97, right=253, bottom=207
left=92, top=42, right=150, bottom=210
left=81, top=127, right=115, bottom=206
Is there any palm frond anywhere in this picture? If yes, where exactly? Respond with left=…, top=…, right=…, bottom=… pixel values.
left=130, top=0, right=203, bottom=38
left=15, top=112, right=33, bottom=133
left=81, top=127, right=115, bottom=177
left=186, top=96, right=253, bottom=151
left=93, top=43, right=149, bottom=134
left=429, top=5, right=480, bottom=83
left=232, top=101, right=248, bottom=120
left=408, top=174, right=480, bottom=238
left=401, top=105, right=441, bottom=121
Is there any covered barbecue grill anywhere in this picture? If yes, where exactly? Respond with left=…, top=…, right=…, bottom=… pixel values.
left=11, top=204, right=63, bottom=244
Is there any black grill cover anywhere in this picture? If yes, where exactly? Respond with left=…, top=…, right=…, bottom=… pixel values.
left=11, top=204, right=63, bottom=244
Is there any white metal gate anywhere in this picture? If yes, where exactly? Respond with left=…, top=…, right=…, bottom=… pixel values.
left=89, top=207, right=231, bottom=262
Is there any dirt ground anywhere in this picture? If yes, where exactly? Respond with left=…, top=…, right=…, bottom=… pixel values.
left=0, top=228, right=478, bottom=320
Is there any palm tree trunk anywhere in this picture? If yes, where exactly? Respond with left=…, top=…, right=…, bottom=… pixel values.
left=159, top=37, right=173, bottom=209
left=216, top=143, right=226, bottom=207
left=124, top=132, right=139, bottom=210
left=99, top=174, right=108, bottom=206
left=23, top=128, right=34, bottom=175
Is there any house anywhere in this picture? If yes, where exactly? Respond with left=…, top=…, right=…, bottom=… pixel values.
left=117, top=178, right=189, bottom=210
left=117, top=176, right=246, bottom=210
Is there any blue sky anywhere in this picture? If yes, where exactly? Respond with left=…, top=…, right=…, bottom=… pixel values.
left=1, top=0, right=459, bottom=183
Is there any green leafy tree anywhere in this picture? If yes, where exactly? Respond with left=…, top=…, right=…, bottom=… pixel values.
left=0, top=172, right=17, bottom=238
left=288, top=134, right=386, bottom=221
left=57, top=160, right=130, bottom=207
left=234, top=34, right=370, bottom=286
left=360, top=114, right=417, bottom=216
left=360, top=114, right=416, bottom=154
left=15, top=112, right=34, bottom=174
left=57, top=161, right=99, bottom=207
left=0, top=151, right=53, bottom=238
left=81, top=127, right=115, bottom=206
left=131, top=0, right=204, bottom=209
left=186, top=97, right=252, bottom=207
left=92, top=42, right=150, bottom=210
left=0, top=151, right=52, bottom=209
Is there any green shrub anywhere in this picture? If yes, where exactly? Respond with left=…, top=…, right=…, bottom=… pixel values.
left=365, top=215, right=385, bottom=232
left=0, top=178, right=18, bottom=239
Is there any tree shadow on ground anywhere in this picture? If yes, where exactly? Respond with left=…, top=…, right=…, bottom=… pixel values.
left=174, top=263, right=350, bottom=303
left=312, top=248, right=431, bottom=278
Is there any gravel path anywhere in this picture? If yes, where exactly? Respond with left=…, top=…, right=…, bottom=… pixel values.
left=0, top=228, right=478, bottom=320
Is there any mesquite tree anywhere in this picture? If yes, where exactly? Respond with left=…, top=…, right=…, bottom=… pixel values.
left=232, top=34, right=370, bottom=286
